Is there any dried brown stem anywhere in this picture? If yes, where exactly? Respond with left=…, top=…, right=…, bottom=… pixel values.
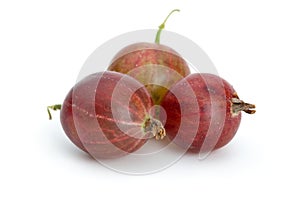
left=231, top=98, right=256, bottom=114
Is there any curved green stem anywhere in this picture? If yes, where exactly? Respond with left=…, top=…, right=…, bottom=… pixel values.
left=155, top=9, right=180, bottom=44
left=47, top=104, right=62, bottom=120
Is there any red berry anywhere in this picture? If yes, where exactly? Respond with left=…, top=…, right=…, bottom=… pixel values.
left=60, top=71, right=165, bottom=159
left=108, top=42, right=190, bottom=104
left=160, top=73, right=255, bottom=153
left=108, top=10, right=190, bottom=104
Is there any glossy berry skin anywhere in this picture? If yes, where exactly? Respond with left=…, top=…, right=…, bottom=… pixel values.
left=108, top=42, right=190, bottom=105
left=160, top=73, right=245, bottom=153
left=60, top=71, right=155, bottom=159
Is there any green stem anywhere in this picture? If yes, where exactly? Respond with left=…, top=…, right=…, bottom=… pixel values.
left=155, top=9, right=180, bottom=44
left=47, top=104, right=62, bottom=120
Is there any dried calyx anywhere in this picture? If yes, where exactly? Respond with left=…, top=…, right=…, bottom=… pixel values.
left=143, top=117, right=166, bottom=140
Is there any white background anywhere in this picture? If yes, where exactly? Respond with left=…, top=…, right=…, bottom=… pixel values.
left=1, top=0, right=299, bottom=200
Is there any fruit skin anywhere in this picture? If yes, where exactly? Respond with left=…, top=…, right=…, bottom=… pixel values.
left=160, top=73, right=243, bottom=153
left=60, top=71, right=154, bottom=159
left=108, top=42, right=190, bottom=105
